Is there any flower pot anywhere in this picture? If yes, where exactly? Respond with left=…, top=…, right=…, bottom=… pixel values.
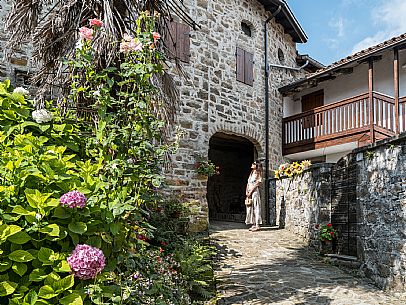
left=319, top=240, right=333, bottom=255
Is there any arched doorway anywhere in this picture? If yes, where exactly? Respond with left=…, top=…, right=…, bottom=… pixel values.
left=208, top=133, right=256, bottom=222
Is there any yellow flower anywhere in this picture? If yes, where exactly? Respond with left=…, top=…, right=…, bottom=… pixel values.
left=292, top=162, right=300, bottom=169
left=284, top=167, right=293, bottom=177
left=274, top=170, right=280, bottom=179
left=301, top=160, right=312, bottom=168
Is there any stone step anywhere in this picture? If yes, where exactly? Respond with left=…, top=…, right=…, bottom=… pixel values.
left=324, top=254, right=362, bottom=269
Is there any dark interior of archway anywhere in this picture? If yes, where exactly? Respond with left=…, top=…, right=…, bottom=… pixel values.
left=208, top=133, right=255, bottom=222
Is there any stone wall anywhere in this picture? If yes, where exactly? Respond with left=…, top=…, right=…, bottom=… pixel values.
left=166, top=0, right=302, bottom=229
left=275, top=163, right=333, bottom=248
left=274, top=134, right=406, bottom=291
left=355, top=134, right=406, bottom=291
left=0, top=0, right=35, bottom=88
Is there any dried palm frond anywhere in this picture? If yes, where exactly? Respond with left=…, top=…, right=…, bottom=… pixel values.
left=5, top=0, right=198, bottom=130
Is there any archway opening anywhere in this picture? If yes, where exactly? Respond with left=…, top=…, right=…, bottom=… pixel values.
left=208, top=133, right=256, bottom=222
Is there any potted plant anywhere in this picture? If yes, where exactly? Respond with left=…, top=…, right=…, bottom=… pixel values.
left=195, top=159, right=220, bottom=178
left=318, top=223, right=338, bottom=254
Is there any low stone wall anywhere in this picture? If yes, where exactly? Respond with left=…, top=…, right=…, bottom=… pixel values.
left=355, top=134, right=406, bottom=290
left=274, top=133, right=406, bottom=291
left=275, top=163, right=333, bottom=248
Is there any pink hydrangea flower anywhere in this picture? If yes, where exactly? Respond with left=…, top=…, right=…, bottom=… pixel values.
left=67, top=244, right=106, bottom=280
left=60, top=190, right=87, bottom=209
left=89, top=18, right=103, bottom=27
left=152, top=31, right=161, bottom=43
left=79, top=27, right=94, bottom=40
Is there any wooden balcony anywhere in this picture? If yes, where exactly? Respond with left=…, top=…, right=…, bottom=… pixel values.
left=283, top=92, right=406, bottom=156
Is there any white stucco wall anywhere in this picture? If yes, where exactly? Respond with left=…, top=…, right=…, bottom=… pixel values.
left=283, top=48, right=406, bottom=118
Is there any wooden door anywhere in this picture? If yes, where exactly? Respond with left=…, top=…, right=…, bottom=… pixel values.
left=302, top=90, right=324, bottom=128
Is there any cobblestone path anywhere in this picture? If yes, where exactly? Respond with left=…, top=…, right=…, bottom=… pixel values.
left=210, top=221, right=405, bottom=305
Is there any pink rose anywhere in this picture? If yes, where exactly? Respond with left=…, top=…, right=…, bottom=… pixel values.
left=79, top=27, right=94, bottom=40
left=89, top=18, right=103, bottom=27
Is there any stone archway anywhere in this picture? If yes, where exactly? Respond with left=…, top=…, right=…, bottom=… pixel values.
left=208, top=132, right=257, bottom=222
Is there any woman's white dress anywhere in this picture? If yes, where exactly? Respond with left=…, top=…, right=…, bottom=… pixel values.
left=245, top=172, right=262, bottom=225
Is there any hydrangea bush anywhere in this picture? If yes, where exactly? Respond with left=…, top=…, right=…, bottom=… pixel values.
left=0, top=12, right=215, bottom=305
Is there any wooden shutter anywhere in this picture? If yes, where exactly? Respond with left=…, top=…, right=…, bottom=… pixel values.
left=244, top=51, right=254, bottom=86
left=176, top=23, right=190, bottom=63
left=166, top=21, right=177, bottom=59
left=236, top=47, right=245, bottom=83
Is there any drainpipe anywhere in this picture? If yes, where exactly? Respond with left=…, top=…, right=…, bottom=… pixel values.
left=264, top=5, right=281, bottom=226
left=268, top=60, right=310, bottom=71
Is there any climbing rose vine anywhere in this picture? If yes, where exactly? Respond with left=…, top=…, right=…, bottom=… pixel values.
left=67, top=244, right=106, bottom=280
left=60, top=190, right=87, bottom=208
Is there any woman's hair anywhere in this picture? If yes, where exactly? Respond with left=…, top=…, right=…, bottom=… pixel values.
left=252, top=160, right=263, bottom=179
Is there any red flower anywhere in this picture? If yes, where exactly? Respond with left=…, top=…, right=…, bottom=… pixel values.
left=159, top=247, right=164, bottom=253
left=327, top=223, right=332, bottom=228
left=330, top=232, right=334, bottom=235
left=152, top=31, right=161, bottom=43
left=160, top=241, right=168, bottom=247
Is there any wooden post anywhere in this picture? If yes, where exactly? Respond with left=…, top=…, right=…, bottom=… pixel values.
left=394, top=48, right=400, bottom=134
left=368, top=59, right=375, bottom=143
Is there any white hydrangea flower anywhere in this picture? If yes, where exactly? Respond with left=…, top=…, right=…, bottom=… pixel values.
left=32, top=109, right=53, bottom=124
left=13, top=87, right=30, bottom=96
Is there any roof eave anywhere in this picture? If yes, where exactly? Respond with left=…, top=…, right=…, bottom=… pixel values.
left=279, top=37, right=406, bottom=94
left=259, top=0, right=308, bottom=43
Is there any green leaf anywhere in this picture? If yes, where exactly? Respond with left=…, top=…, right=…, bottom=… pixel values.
left=12, top=262, right=27, bottom=276
left=39, top=224, right=60, bottom=237
left=29, top=269, right=48, bottom=282
left=24, top=189, right=51, bottom=209
left=53, top=260, right=71, bottom=273
left=38, top=247, right=58, bottom=265
left=8, top=231, right=31, bottom=244
left=0, top=224, right=22, bottom=242
left=8, top=250, right=34, bottom=262
left=0, top=281, right=18, bottom=296
left=53, top=207, right=70, bottom=219
left=53, top=275, right=74, bottom=293
left=59, top=293, right=83, bottom=305
left=68, top=222, right=87, bottom=234
left=86, top=236, right=102, bottom=248
left=24, top=290, right=38, bottom=305
left=109, top=223, right=121, bottom=236
left=38, top=285, right=58, bottom=299
left=0, top=260, right=12, bottom=272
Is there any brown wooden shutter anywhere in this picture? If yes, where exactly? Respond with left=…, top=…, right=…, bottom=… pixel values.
left=244, top=51, right=254, bottom=86
left=236, top=47, right=245, bottom=83
left=176, top=23, right=190, bottom=63
left=166, top=21, right=177, bottom=59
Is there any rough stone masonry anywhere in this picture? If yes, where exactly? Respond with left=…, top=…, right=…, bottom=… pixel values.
left=165, top=0, right=302, bottom=230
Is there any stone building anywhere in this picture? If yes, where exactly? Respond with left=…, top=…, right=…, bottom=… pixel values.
left=164, top=0, right=317, bottom=230
left=0, top=0, right=318, bottom=229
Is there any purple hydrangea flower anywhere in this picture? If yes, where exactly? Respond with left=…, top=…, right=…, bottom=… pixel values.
left=60, top=190, right=87, bottom=209
left=67, top=244, right=106, bottom=280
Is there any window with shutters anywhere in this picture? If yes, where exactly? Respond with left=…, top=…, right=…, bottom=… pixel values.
left=236, top=47, right=254, bottom=86
left=166, top=21, right=191, bottom=63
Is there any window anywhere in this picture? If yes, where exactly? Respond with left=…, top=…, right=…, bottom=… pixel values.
left=241, top=22, right=252, bottom=37
left=236, top=47, right=254, bottom=86
left=278, top=48, right=285, bottom=63
left=166, top=21, right=191, bottom=63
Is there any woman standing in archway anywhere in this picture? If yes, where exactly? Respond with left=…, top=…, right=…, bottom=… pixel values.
left=245, top=161, right=263, bottom=231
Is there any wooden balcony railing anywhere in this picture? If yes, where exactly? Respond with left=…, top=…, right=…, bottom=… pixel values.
left=283, top=92, right=404, bottom=155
